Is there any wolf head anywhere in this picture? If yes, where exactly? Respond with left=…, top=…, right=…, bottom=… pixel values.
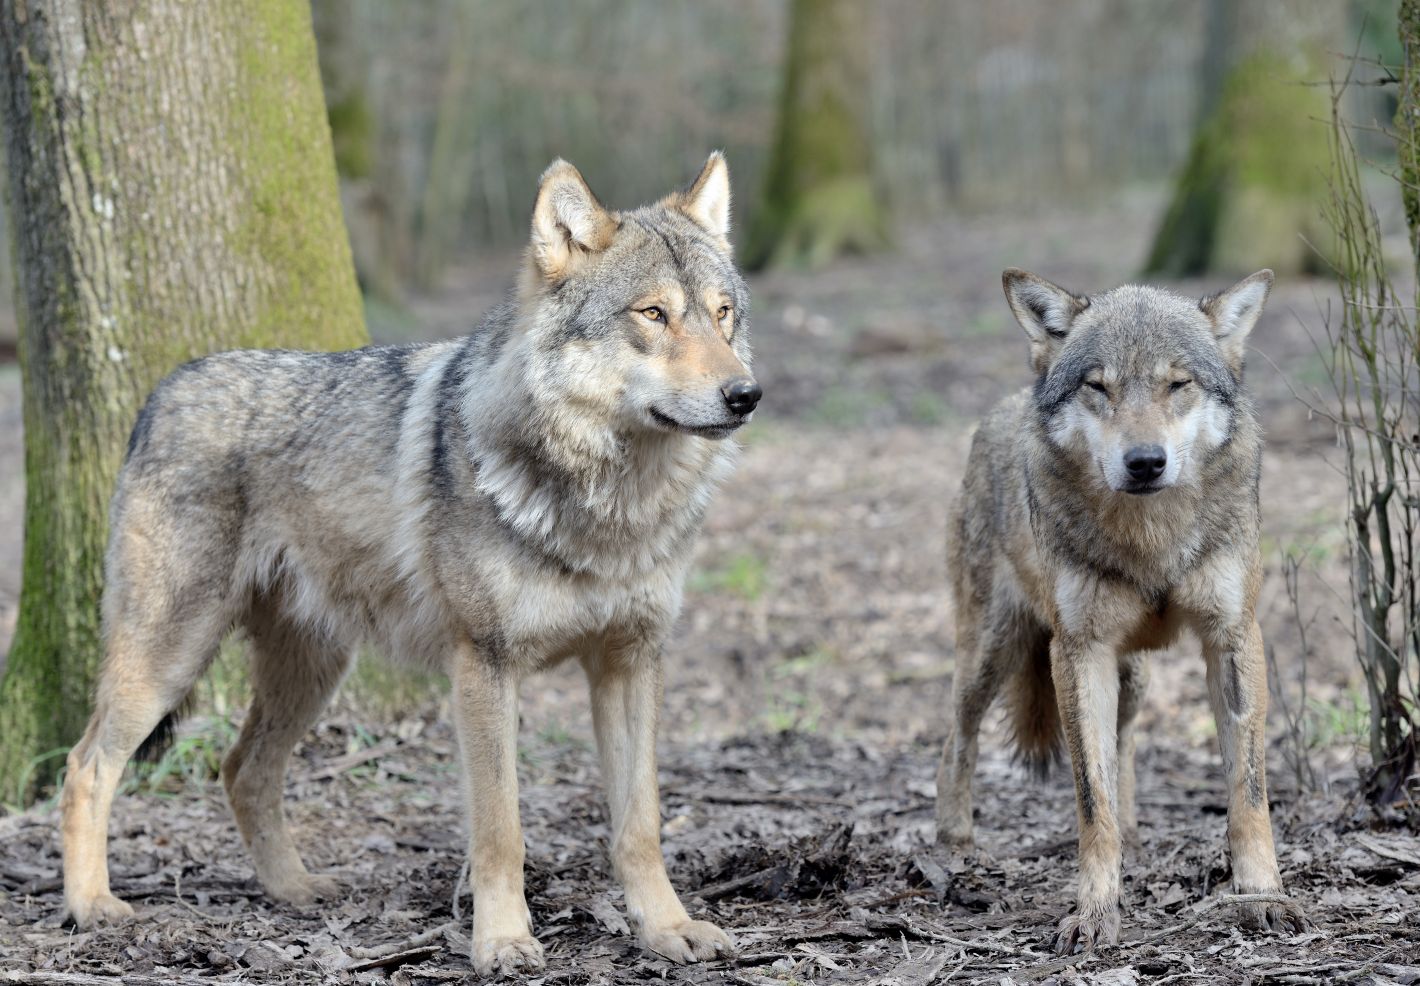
left=518, top=153, right=757, bottom=440
left=1003, top=268, right=1272, bottom=496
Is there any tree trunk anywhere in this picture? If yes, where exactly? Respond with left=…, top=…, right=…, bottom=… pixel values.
left=1399, top=0, right=1420, bottom=268
left=1145, top=0, right=1337, bottom=276
left=414, top=3, right=480, bottom=291
left=746, top=0, right=888, bottom=270
left=0, top=0, right=368, bottom=805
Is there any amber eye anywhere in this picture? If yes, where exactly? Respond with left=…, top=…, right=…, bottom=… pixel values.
left=717, top=305, right=732, bottom=321
left=1170, top=379, right=1193, bottom=392
left=640, top=306, right=665, bottom=322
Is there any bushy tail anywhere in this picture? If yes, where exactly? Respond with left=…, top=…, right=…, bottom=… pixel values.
left=1007, top=644, right=1062, bottom=779
left=133, top=695, right=193, bottom=763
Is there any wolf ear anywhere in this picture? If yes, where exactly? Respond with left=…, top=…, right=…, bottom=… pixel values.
left=529, top=160, right=618, bottom=283
left=667, top=151, right=731, bottom=247
left=1201, top=270, right=1272, bottom=367
left=1003, top=268, right=1088, bottom=371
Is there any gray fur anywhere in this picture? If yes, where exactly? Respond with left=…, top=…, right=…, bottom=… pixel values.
left=60, top=155, right=751, bottom=974
left=938, top=269, right=1300, bottom=954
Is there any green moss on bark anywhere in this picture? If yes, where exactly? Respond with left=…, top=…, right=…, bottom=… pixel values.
left=1146, top=50, right=1333, bottom=276
left=0, top=0, right=368, bottom=805
left=745, top=0, right=888, bottom=270
left=1398, top=0, right=1420, bottom=268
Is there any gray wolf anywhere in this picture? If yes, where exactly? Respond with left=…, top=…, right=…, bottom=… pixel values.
left=934, top=268, right=1304, bottom=953
left=59, top=153, right=755, bottom=976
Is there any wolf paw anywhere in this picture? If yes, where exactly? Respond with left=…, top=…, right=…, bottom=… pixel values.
left=265, top=871, right=341, bottom=907
left=68, top=892, right=135, bottom=928
left=1053, top=905, right=1121, bottom=955
left=641, top=920, right=735, bottom=963
left=1238, top=897, right=1309, bottom=934
left=471, top=935, right=545, bottom=977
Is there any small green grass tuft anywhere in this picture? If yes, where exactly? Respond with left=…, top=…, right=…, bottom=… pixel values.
left=341, top=649, right=449, bottom=721
left=762, top=689, right=823, bottom=735
left=689, top=552, right=770, bottom=601
left=123, top=716, right=238, bottom=796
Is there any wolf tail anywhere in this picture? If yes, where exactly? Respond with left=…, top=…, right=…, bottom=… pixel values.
left=133, top=695, right=194, bottom=763
left=1006, top=642, right=1062, bottom=778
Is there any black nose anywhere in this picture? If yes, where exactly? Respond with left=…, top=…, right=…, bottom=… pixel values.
left=722, top=377, right=762, bottom=415
left=1123, top=444, right=1167, bottom=482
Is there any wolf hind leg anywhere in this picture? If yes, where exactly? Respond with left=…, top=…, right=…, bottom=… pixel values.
left=222, top=591, right=352, bottom=906
left=62, top=612, right=229, bottom=927
left=936, top=598, right=1045, bottom=849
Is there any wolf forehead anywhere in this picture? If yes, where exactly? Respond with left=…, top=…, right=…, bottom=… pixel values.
left=549, top=207, right=749, bottom=323
left=1036, top=285, right=1238, bottom=406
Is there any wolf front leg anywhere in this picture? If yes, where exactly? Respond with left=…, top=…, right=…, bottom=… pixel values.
left=1202, top=617, right=1303, bottom=933
left=583, top=643, right=734, bottom=963
left=1050, top=631, right=1124, bottom=955
left=452, top=645, right=544, bottom=977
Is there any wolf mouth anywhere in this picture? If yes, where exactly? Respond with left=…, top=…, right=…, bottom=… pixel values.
left=1120, top=482, right=1165, bottom=496
left=649, top=407, right=743, bottom=438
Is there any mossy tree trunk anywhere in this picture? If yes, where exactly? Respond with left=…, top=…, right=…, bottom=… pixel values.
left=0, top=0, right=368, bottom=805
left=1146, top=0, right=1337, bottom=276
left=746, top=0, right=888, bottom=270
left=1399, top=0, right=1420, bottom=269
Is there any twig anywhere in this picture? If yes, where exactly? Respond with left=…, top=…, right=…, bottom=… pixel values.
left=450, top=857, right=470, bottom=926
left=348, top=919, right=457, bottom=960
left=1128, top=893, right=1302, bottom=946
left=349, top=943, right=442, bottom=973
left=672, top=787, right=850, bottom=808
left=1352, top=832, right=1420, bottom=867
left=309, top=738, right=402, bottom=780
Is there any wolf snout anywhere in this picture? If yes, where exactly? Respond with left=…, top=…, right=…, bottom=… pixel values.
left=1123, top=444, right=1167, bottom=483
left=721, top=377, right=762, bottom=415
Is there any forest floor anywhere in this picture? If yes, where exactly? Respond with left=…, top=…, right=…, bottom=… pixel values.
left=2, top=189, right=1419, bottom=984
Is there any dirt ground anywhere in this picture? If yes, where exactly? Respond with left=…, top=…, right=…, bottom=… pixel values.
left=3, top=189, right=1419, bottom=984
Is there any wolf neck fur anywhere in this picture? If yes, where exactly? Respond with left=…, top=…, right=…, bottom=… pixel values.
left=459, top=334, right=736, bottom=578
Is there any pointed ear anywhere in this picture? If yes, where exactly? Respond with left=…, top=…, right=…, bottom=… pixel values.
left=666, top=151, right=731, bottom=246
left=529, top=159, right=617, bottom=283
left=1201, top=269, right=1272, bottom=366
left=1002, top=268, right=1089, bottom=372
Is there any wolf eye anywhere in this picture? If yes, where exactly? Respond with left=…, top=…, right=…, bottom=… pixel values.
left=717, top=305, right=732, bottom=321
left=1084, top=380, right=1107, bottom=393
left=639, top=306, right=665, bottom=322
left=1170, top=379, right=1193, bottom=391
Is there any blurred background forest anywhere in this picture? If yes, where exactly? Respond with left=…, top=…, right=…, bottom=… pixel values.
left=0, top=0, right=1403, bottom=338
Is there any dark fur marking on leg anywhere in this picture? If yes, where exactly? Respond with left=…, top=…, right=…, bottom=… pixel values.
left=1074, top=753, right=1096, bottom=826
left=1246, top=725, right=1266, bottom=807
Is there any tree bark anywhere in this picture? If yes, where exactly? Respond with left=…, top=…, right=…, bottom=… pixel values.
left=1399, top=0, right=1420, bottom=267
left=1145, top=0, right=1337, bottom=276
left=0, top=0, right=368, bottom=805
left=746, top=0, right=888, bottom=270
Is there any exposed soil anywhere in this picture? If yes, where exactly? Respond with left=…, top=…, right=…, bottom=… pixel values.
left=3, top=190, right=1418, bottom=984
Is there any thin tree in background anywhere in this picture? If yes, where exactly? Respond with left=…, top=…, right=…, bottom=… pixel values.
left=0, top=0, right=369, bottom=805
left=1313, top=2, right=1420, bottom=811
left=1146, top=0, right=1338, bottom=276
left=746, top=0, right=888, bottom=269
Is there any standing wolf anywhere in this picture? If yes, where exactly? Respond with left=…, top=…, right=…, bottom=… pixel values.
left=60, top=154, right=755, bottom=975
left=934, top=268, right=1304, bottom=952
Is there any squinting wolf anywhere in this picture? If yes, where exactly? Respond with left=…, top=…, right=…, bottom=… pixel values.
left=935, top=268, right=1305, bottom=953
left=60, top=154, right=756, bottom=976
